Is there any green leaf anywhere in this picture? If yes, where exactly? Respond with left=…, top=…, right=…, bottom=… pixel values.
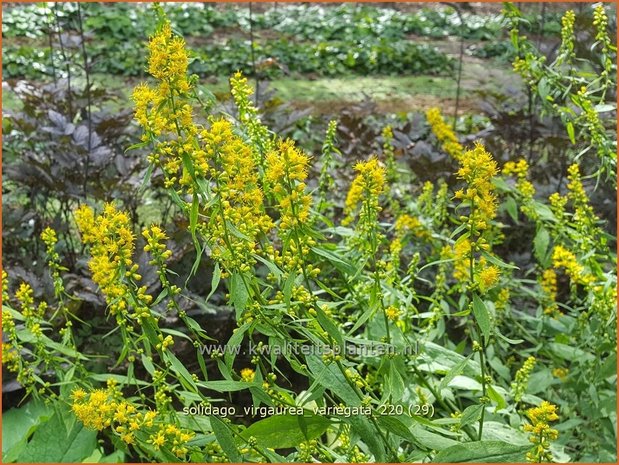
left=311, top=246, right=356, bottom=275
left=533, top=227, right=550, bottom=266
left=566, top=121, right=576, bottom=144
left=2, top=400, right=52, bottom=462
left=376, top=416, right=415, bottom=442
left=190, top=194, right=199, bottom=238
left=549, top=343, right=594, bottom=362
left=504, top=197, right=519, bottom=223
left=198, top=380, right=249, bottom=392
left=306, top=355, right=360, bottom=406
left=410, top=425, right=458, bottom=451
left=432, top=440, right=531, bottom=463
left=165, top=351, right=198, bottom=392
left=315, top=305, right=344, bottom=350
left=388, top=361, right=405, bottom=400
left=459, top=404, right=483, bottom=428
left=229, top=273, right=249, bottom=317
left=487, top=385, right=507, bottom=411
left=439, top=353, right=473, bottom=392
left=472, top=294, right=491, bottom=342
left=17, top=405, right=97, bottom=463
left=241, top=415, right=331, bottom=449
left=480, top=251, right=519, bottom=270
left=206, top=263, right=221, bottom=303
left=349, top=415, right=386, bottom=462
left=224, top=322, right=250, bottom=367
left=209, top=416, right=241, bottom=462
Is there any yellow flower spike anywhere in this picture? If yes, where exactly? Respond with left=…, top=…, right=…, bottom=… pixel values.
left=75, top=204, right=152, bottom=322
left=426, top=107, right=464, bottom=160
left=524, top=401, right=559, bottom=462
left=344, top=157, right=386, bottom=221
left=552, top=245, right=594, bottom=287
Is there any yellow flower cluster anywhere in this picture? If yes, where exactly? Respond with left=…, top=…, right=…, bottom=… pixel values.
left=426, top=107, right=464, bottom=160
left=511, top=356, right=536, bottom=402
left=540, top=269, right=560, bottom=317
left=148, top=423, right=194, bottom=457
left=72, top=385, right=193, bottom=456
left=503, top=158, right=535, bottom=201
left=240, top=367, right=256, bottom=382
left=454, top=142, right=499, bottom=231
left=133, top=21, right=206, bottom=189
left=344, top=158, right=386, bottom=224
left=202, top=119, right=272, bottom=273
left=2, top=342, right=20, bottom=372
left=75, top=204, right=152, bottom=321
left=2, top=269, right=9, bottom=303
left=558, top=10, right=575, bottom=64
left=143, top=225, right=173, bottom=262
left=230, top=71, right=273, bottom=164
left=266, top=139, right=313, bottom=231
left=265, top=139, right=319, bottom=281
left=552, top=245, right=594, bottom=287
left=477, top=264, right=500, bottom=292
left=385, top=305, right=401, bottom=322
left=147, top=23, right=190, bottom=88
left=15, top=282, right=46, bottom=338
left=524, top=401, right=559, bottom=462
left=389, top=214, right=426, bottom=273
left=552, top=367, right=569, bottom=380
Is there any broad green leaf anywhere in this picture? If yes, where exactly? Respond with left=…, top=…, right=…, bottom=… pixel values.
left=349, top=415, right=386, bottom=462
left=241, top=415, right=331, bottom=449
left=17, top=405, right=97, bottom=463
left=504, top=197, right=519, bottom=223
left=432, top=440, right=531, bottom=463
left=439, top=353, right=473, bottom=392
left=165, top=351, right=198, bottom=392
left=487, top=385, right=507, bottom=410
left=459, top=404, right=483, bottom=428
left=2, top=400, right=52, bottom=462
left=533, top=227, right=550, bottom=266
left=229, top=273, right=249, bottom=317
left=410, top=425, right=458, bottom=451
left=210, top=416, right=241, bottom=462
left=224, top=322, right=251, bottom=367
left=388, top=361, right=405, bottom=400
left=306, top=355, right=360, bottom=406
left=311, top=246, right=356, bottom=275
left=472, top=294, right=491, bottom=342
left=315, top=305, right=344, bottom=350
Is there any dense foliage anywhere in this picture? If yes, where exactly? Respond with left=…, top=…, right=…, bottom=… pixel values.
left=2, top=3, right=617, bottom=464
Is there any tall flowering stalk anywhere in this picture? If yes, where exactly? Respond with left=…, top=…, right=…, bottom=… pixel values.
left=453, top=141, right=500, bottom=439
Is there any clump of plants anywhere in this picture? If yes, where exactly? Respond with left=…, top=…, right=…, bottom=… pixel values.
left=2, top=6, right=616, bottom=464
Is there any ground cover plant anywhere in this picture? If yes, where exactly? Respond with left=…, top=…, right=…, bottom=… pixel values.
left=1, top=2, right=617, bottom=464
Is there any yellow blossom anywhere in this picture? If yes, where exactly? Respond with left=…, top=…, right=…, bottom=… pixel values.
left=240, top=368, right=256, bottom=382
left=426, top=107, right=463, bottom=160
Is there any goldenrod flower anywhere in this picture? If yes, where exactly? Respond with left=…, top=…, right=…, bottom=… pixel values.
left=552, top=245, right=594, bottom=287
left=344, top=158, right=386, bottom=223
left=240, top=368, right=256, bottom=382
left=523, top=401, right=559, bottom=462
left=426, top=107, right=463, bottom=160
left=511, top=356, right=536, bottom=402
left=75, top=204, right=152, bottom=322
left=478, top=265, right=500, bottom=292
left=552, top=367, right=569, bottom=380
left=455, top=142, right=499, bottom=231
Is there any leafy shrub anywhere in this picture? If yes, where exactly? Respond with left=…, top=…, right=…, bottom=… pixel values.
left=2, top=5, right=616, bottom=464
